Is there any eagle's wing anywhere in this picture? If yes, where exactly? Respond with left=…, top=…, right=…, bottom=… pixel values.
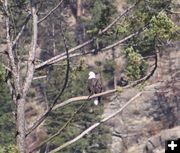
left=94, top=78, right=102, bottom=93
left=87, top=79, right=96, bottom=94
left=88, top=77, right=103, bottom=95
left=87, top=79, right=92, bottom=93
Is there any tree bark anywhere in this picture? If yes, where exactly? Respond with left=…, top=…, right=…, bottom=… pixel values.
left=4, top=0, right=26, bottom=152
left=16, top=98, right=26, bottom=153
left=76, top=0, right=81, bottom=18
left=76, top=0, right=84, bottom=52
left=15, top=0, right=38, bottom=152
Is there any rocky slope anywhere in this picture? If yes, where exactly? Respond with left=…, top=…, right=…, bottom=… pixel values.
left=103, top=43, right=180, bottom=153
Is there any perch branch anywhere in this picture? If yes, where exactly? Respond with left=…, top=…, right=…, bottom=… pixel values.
left=52, top=45, right=157, bottom=110
left=27, top=44, right=158, bottom=143
left=53, top=89, right=116, bottom=110
left=27, top=38, right=158, bottom=136
left=46, top=22, right=148, bottom=66
left=49, top=92, right=142, bottom=153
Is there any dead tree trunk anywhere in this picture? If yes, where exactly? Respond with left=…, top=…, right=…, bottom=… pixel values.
left=4, top=0, right=26, bottom=152
left=76, top=0, right=84, bottom=52
left=16, top=98, right=26, bottom=153
left=16, top=0, right=38, bottom=152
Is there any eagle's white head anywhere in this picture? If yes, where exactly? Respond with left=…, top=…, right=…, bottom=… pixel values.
left=88, top=71, right=96, bottom=79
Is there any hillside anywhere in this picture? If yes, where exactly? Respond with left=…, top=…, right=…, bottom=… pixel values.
left=104, top=43, right=180, bottom=153
left=0, top=0, right=179, bottom=153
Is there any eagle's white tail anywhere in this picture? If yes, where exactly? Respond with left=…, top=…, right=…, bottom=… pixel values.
left=94, top=99, right=98, bottom=105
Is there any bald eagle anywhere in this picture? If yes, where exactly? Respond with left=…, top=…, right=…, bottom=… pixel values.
left=87, top=71, right=102, bottom=105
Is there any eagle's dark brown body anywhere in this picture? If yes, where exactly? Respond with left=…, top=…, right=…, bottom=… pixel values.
left=88, top=78, right=102, bottom=101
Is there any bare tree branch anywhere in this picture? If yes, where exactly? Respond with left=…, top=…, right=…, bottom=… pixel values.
left=166, top=9, right=180, bottom=14
left=0, top=51, right=6, bottom=54
left=35, top=29, right=142, bottom=69
left=53, top=89, right=116, bottom=110
left=35, top=38, right=94, bottom=69
left=26, top=23, right=70, bottom=136
left=49, top=92, right=142, bottom=153
left=35, top=0, right=141, bottom=69
left=30, top=101, right=87, bottom=152
left=52, top=44, right=158, bottom=111
left=26, top=50, right=157, bottom=138
left=48, top=25, right=146, bottom=66
left=33, top=75, right=47, bottom=80
left=27, top=26, right=157, bottom=137
left=22, top=0, right=38, bottom=99
left=4, top=0, right=20, bottom=97
left=1, top=13, right=31, bottom=54
left=127, top=36, right=158, bottom=87
left=98, top=0, right=141, bottom=35
left=12, top=13, right=31, bottom=48
left=38, top=0, right=64, bottom=24
left=5, top=61, right=17, bottom=105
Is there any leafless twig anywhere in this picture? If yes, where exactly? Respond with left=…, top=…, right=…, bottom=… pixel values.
left=38, top=0, right=64, bottom=24
left=33, top=75, right=47, bottom=80
left=12, top=13, right=31, bottom=48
